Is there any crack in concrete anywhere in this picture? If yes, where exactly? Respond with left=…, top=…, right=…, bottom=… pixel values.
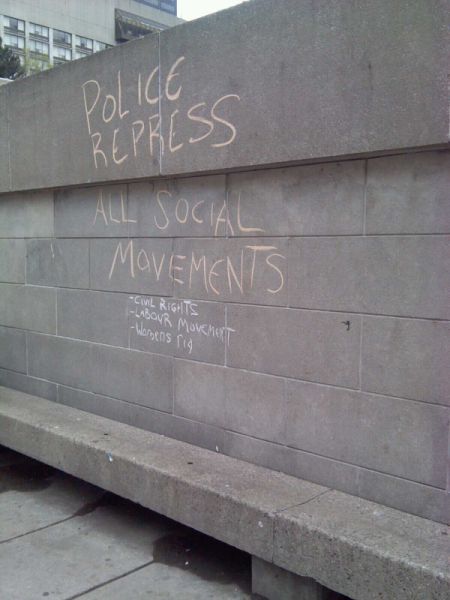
left=273, top=488, right=332, bottom=516
left=0, top=513, right=80, bottom=545
left=0, top=491, right=110, bottom=545
left=266, top=489, right=331, bottom=565
left=65, top=560, right=155, bottom=600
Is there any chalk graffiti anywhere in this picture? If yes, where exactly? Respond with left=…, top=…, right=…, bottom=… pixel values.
left=91, top=186, right=287, bottom=300
left=109, top=239, right=285, bottom=297
left=81, top=57, right=241, bottom=169
left=129, top=295, right=234, bottom=355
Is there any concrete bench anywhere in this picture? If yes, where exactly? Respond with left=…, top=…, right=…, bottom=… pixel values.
left=0, top=385, right=448, bottom=600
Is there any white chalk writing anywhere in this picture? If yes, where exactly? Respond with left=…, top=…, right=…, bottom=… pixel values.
left=129, top=295, right=234, bottom=355
left=81, top=57, right=241, bottom=169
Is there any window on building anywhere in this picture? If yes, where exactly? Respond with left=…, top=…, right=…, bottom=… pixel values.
left=29, top=23, right=49, bottom=39
left=53, top=46, right=72, bottom=60
left=4, top=33, right=25, bottom=49
left=94, top=40, right=110, bottom=52
left=133, top=0, right=177, bottom=15
left=53, top=29, right=71, bottom=46
left=29, top=59, right=50, bottom=73
left=28, top=39, right=49, bottom=55
left=160, top=0, right=176, bottom=13
left=3, top=16, right=25, bottom=32
left=76, top=35, right=93, bottom=51
left=136, top=0, right=159, bottom=7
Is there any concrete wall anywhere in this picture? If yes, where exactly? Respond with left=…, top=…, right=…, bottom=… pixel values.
left=0, top=150, right=449, bottom=524
left=0, top=0, right=449, bottom=525
left=0, top=0, right=448, bottom=193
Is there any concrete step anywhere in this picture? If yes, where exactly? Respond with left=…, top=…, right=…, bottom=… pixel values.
left=0, top=386, right=448, bottom=600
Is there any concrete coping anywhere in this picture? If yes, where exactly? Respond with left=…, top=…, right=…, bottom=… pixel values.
left=0, top=385, right=448, bottom=600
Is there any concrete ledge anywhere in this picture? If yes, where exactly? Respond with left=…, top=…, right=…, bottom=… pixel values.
left=0, top=386, right=448, bottom=600
left=252, top=557, right=333, bottom=600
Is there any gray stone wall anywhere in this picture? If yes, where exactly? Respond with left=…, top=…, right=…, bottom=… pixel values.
left=0, top=150, right=448, bottom=524
left=0, top=0, right=449, bottom=528
left=0, top=0, right=448, bottom=193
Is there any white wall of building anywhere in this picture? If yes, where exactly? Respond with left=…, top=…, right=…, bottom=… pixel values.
left=0, top=0, right=181, bottom=46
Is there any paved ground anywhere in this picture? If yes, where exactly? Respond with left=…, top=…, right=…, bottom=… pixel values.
left=0, top=445, right=258, bottom=600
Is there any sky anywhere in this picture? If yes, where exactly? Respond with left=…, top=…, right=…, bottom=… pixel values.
left=177, top=0, right=248, bottom=21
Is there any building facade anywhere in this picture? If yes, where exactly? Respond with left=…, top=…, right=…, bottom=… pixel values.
left=0, top=0, right=181, bottom=73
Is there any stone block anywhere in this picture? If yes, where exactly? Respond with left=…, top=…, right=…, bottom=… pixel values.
left=28, top=334, right=173, bottom=412
left=128, top=175, right=227, bottom=237
left=223, top=432, right=448, bottom=525
left=26, top=239, right=89, bottom=288
left=156, top=413, right=226, bottom=455
left=90, top=343, right=173, bottom=412
left=159, top=0, right=448, bottom=176
left=223, top=431, right=444, bottom=523
left=129, top=295, right=228, bottom=364
left=222, top=431, right=361, bottom=499
left=222, top=431, right=293, bottom=478
left=227, top=305, right=360, bottom=388
left=8, top=35, right=160, bottom=192
left=0, top=368, right=57, bottom=402
left=175, top=361, right=286, bottom=444
left=222, top=431, right=448, bottom=525
left=361, top=316, right=450, bottom=405
left=28, top=334, right=94, bottom=391
left=90, top=238, right=173, bottom=295
left=0, top=284, right=55, bottom=333
left=358, top=469, right=450, bottom=525
left=58, top=385, right=225, bottom=454
left=286, top=380, right=449, bottom=488
left=57, top=289, right=130, bottom=347
left=252, top=557, right=332, bottom=600
left=54, top=184, right=129, bottom=238
left=0, top=326, right=26, bottom=373
left=284, top=445, right=362, bottom=502
left=173, top=238, right=288, bottom=306
left=221, top=366, right=286, bottom=443
left=366, top=151, right=450, bottom=234
left=274, top=490, right=450, bottom=600
left=288, top=236, right=450, bottom=319
left=0, top=191, right=53, bottom=238
left=0, top=240, right=25, bottom=283
left=57, top=385, right=127, bottom=418
left=227, top=161, right=365, bottom=237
